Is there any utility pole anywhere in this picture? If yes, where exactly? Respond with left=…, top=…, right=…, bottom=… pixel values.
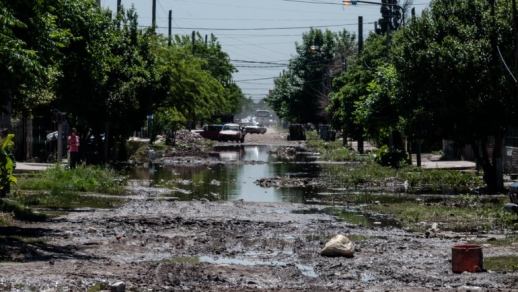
left=168, top=10, right=172, bottom=46
left=358, top=16, right=363, bottom=56
left=357, top=16, right=364, bottom=154
left=152, top=0, right=156, bottom=28
left=192, top=31, right=196, bottom=55
left=116, top=0, right=121, bottom=28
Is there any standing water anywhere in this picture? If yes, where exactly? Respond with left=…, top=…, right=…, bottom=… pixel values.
left=128, top=145, right=325, bottom=203
left=128, top=144, right=403, bottom=228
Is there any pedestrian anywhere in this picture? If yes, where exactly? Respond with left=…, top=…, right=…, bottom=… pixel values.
left=67, top=127, right=80, bottom=169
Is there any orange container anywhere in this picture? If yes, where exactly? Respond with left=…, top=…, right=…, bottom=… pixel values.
left=451, top=244, right=483, bottom=273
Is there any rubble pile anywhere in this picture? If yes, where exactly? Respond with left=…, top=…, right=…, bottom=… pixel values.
left=267, top=146, right=306, bottom=159
left=254, top=175, right=324, bottom=188
left=162, top=130, right=211, bottom=158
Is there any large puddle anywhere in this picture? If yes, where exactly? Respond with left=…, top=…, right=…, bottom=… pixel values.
left=127, top=145, right=404, bottom=228
left=129, top=145, right=325, bottom=203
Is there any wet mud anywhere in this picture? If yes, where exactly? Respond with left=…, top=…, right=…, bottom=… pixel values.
left=3, top=197, right=518, bottom=291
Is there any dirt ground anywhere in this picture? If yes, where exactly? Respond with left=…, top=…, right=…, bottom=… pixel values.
left=2, top=128, right=518, bottom=291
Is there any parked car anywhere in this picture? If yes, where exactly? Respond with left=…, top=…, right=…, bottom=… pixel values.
left=218, top=123, right=246, bottom=143
left=192, top=124, right=223, bottom=140
left=245, top=122, right=267, bottom=134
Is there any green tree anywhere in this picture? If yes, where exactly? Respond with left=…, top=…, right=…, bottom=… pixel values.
left=52, top=0, right=115, bottom=129
left=153, top=40, right=226, bottom=130
left=356, top=64, right=403, bottom=143
left=101, top=7, right=163, bottom=146
left=327, top=33, right=387, bottom=143
left=267, top=72, right=304, bottom=123
left=0, top=0, right=66, bottom=120
left=267, top=28, right=356, bottom=126
left=392, top=0, right=516, bottom=192
left=172, top=32, right=244, bottom=116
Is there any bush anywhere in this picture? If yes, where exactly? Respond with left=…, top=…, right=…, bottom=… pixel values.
left=374, top=145, right=409, bottom=168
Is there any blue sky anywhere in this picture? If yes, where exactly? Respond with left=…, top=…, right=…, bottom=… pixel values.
left=100, top=0, right=431, bottom=102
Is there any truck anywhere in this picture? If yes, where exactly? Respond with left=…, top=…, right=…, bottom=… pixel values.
left=192, top=124, right=223, bottom=141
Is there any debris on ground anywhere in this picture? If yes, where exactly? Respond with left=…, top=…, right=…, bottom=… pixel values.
left=320, top=235, right=355, bottom=258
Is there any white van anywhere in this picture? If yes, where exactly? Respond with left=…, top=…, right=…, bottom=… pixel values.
left=255, top=110, right=271, bottom=127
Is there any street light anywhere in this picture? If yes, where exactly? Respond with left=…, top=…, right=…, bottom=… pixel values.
left=343, top=0, right=405, bottom=62
left=343, top=0, right=400, bottom=9
left=343, top=0, right=405, bottom=28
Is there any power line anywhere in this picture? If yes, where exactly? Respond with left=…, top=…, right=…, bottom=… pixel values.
left=233, top=60, right=288, bottom=65
left=282, top=0, right=343, bottom=5
left=172, top=17, right=350, bottom=21
left=169, top=0, right=354, bottom=16
left=145, top=23, right=357, bottom=31
left=235, top=66, right=287, bottom=68
left=234, top=77, right=277, bottom=82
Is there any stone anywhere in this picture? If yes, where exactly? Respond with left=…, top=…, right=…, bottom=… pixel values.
left=320, top=235, right=355, bottom=258
left=110, top=281, right=126, bottom=292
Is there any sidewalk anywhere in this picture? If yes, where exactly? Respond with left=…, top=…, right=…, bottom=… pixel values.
left=348, top=140, right=476, bottom=170
left=14, top=162, right=63, bottom=173
left=416, top=159, right=476, bottom=170
left=414, top=153, right=476, bottom=170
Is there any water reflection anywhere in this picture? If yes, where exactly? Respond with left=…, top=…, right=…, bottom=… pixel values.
left=129, top=145, right=323, bottom=203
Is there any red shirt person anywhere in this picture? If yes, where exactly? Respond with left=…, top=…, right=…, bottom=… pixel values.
left=67, top=128, right=80, bottom=169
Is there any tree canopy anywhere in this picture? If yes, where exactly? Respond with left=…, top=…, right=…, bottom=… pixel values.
left=0, top=0, right=246, bottom=161
left=266, top=28, right=356, bottom=125
left=392, top=0, right=516, bottom=191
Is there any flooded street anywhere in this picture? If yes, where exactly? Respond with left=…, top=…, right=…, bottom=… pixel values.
left=129, top=145, right=324, bottom=203
left=2, top=130, right=518, bottom=291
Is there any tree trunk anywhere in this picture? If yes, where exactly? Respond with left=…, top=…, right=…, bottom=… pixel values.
left=475, top=133, right=505, bottom=193
left=416, top=142, right=421, bottom=167
left=342, top=129, right=347, bottom=147
left=493, top=130, right=505, bottom=192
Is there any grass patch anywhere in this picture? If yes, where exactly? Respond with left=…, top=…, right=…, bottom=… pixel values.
left=306, top=132, right=371, bottom=162
left=401, top=168, right=482, bottom=193
left=484, top=255, right=518, bottom=272
left=321, top=163, right=483, bottom=195
left=0, top=199, right=47, bottom=222
left=468, top=233, right=518, bottom=247
left=17, top=165, right=126, bottom=195
left=322, top=162, right=395, bottom=187
left=14, top=192, right=126, bottom=211
left=365, top=194, right=517, bottom=232
left=1, top=165, right=128, bottom=222
left=306, top=134, right=482, bottom=194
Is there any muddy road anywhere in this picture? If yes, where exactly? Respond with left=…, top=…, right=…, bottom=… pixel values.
left=1, top=129, right=518, bottom=291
